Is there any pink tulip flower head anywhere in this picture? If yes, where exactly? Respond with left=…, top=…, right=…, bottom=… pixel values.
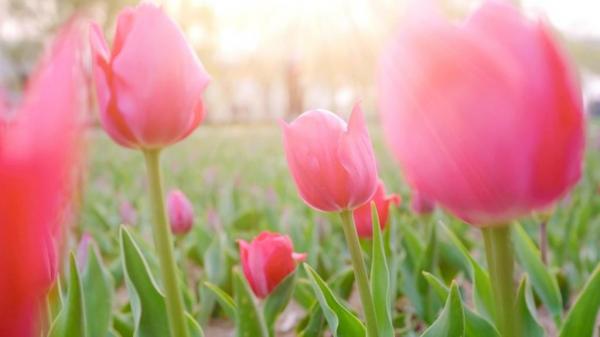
left=281, top=103, right=378, bottom=212
left=378, top=1, right=584, bottom=226
left=167, top=189, right=195, bottom=235
left=238, top=232, right=306, bottom=299
left=410, top=191, right=435, bottom=215
left=90, top=3, right=211, bottom=149
left=352, top=179, right=401, bottom=238
left=0, top=20, right=85, bottom=336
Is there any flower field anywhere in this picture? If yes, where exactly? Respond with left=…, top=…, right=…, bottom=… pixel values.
left=2, top=1, right=600, bottom=337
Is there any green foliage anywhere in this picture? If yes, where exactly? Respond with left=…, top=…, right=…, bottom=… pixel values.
left=48, top=255, right=87, bottom=337
left=304, top=264, right=366, bottom=337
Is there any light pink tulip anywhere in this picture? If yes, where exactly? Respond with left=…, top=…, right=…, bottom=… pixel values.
left=167, top=189, right=194, bottom=235
left=119, top=199, right=138, bottom=226
left=353, top=179, right=400, bottom=238
left=378, top=1, right=584, bottom=225
left=90, top=3, right=210, bottom=149
left=238, top=232, right=306, bottom=299
left=281, top=103, right=378, bottom=212
left=0, top=21, right=84, bottom=336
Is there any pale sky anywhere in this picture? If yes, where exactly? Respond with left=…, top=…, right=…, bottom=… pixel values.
left=524, top=0, right=600, bottom=37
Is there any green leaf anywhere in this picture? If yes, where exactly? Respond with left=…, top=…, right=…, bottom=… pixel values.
left=421, top=283, right=464, bottom=337
left=422, top=272, right=499, bottom=337
left=233, top=269, right=269, bottom=337
left=48, top=254, right=87, bottom=337
left=83, top=242, right=114, bottom=337
left=297, top=303, right=325, bottom=337
left=120, top=227, right=204, bottom=337
left=203, top=282, right=236, bottom=319
left=441, top=223, right=494, bottom=320
left=513, top=224, right=562, bottom=321
left=264, top=272, right=297, bottom=335
left=370, top=204, right=394, bottom=337
left=559, top=264, right=600, bottom=337
left=120, top=227, right=170, bottom=337
left=304, top=264, right=366, bottom=337
left=516, top=277, right=544, bottom=337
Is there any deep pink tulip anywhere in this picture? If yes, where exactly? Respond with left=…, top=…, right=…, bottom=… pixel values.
left=0, top=21, right=84, bottom=336
left=167, top=189, right=194, bottom=235
left=352, top=180, right=400, bottom=238
left=90, top=3, right=210, bottom=149
left=410, top=191, right=435, bottom=215
left=378, top=1, right=584, bottom=225
left=238, top=232, right=306, bottom=299
left=281, top=103, right=378, bottom=212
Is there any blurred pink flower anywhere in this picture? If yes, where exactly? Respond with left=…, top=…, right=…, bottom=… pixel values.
left=238, top=232, right=306, bottom=299
left=119, top=199, right=138, bottom=226
left=167, top=189, right=195, bottom=235
left=410, top=191, right=435, bottom=215
left=281, top=103, right=378, bottom=212
left=353, top=179, right=400, bottom=238
left=90, top=3, right=210, bottom=149
left=76, top=233, right=93, bottom=270
left=0, top=20, right=85, bottom=336
left=378, top=1, right=584, bottom=225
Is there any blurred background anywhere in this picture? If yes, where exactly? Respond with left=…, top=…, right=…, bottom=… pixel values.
left=2, top=0, right=600, bottom=123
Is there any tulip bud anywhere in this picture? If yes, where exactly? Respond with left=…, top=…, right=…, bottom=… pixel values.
left=352, top=180, right=400, bottom=238
left=119, top=199, right=138, bottom=226
left=167, top=189, right=194, bottom=235
left=410, top=191, right=435, bottom=215
left=281, top=103, right=378, bottom=212
left=238, top=232, right=306, bottom=299
left=378, top=1, right=583, bottom=225
left=90, top=3, right=210, bottom=149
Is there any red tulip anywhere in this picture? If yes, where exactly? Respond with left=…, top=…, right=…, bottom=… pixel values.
left=238, top=232, right=306, bottom=299
left=167, top=189, right=194, bottom=235
left=378, top=1, right=584, bottom=225
left=352, top=180, right=400, bottom=238
left=0, top=21, right=84, bottom=336
left=410, top=191, right=435, bottom=215
left=90, top=3, right=210, bottom=149
left=281, top=103, right=378, bottom=212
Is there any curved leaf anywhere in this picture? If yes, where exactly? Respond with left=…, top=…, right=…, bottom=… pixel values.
left=304, top=264, right=366, bottom=337
left=233, top=269, right=269, bottom=337
left=48, top=254, right=87, bottom=337
left=421, top=283, right=464, bottom=337
left=559, top=264, right=600, bottom=337
left=370, top=204, right=394, bottom=337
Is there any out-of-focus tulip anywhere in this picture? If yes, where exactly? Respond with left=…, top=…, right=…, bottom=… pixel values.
left=378, top=1, right=584, bottom=226
left=238, top=232, right=306, bottom=299
left=352, top=180, right=400, bottom=238
left=76, top=233, right=93, bottom=270
left=90, top=3, right=210, bottom=149
left=167, top=189, right=194, bottom=235
left=0, top=21, right=84, bottom=336
left=281, top=103, right=378, bottom=212
left=410, top=191, right=435, bottom=215
left=119, top=199, right=138, bottom=225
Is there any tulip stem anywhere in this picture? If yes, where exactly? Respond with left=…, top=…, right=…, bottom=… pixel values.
left=482, top=225, right=520, bottom=337
left=340, top=210, right=379, bottom=337
left=143, top=149, right=190, bottom=337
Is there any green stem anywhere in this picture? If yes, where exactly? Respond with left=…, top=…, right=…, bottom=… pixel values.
left=482, top=225, right=520, bottom=337
left=340, top=210, right=379, bottom=337
left=143, top=149, right=190, bottom=337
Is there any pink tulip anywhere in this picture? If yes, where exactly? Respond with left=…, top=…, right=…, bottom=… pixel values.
left=352, top=180, right=401, bottom=238
left=0, top=21, right=84, bottom=336
left=281, top=103, right=378, bottom=212
left=90, top=3, right=210, bottom=149
left=167, top=189, right=195, bottom=235
left=410, top=191, right=435, bottom=215
left=119, top=199, right=138, bottom=226
left=378, top=1, right=584, bottom=225
left=238, top=232, right=306, bottom=299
